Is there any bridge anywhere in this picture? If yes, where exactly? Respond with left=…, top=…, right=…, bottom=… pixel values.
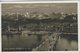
left=32, top=33, right=59, bottom=51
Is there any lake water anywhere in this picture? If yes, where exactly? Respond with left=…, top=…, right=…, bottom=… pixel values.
left=2, top=32, right=78, bottom=51
left=55, top=34, right=78, bottom=51
left=2, top=33, right=48, bottom=51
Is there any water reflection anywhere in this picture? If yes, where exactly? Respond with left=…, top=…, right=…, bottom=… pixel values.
left=55, top=34, right=78, bottom=51
left=2, top=33, right=47, bottom=51
left=2, top=33, right=78, bottom=51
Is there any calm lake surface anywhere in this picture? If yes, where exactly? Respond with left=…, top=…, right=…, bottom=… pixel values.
left=2, top=32, right=78, bottom=51
left=55, top=34, right=78, bottom=51
left=2, top=33, right=47, bottom=50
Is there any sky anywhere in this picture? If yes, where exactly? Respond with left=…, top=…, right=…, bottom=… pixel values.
left=2, top=3, right=77, bottom=14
